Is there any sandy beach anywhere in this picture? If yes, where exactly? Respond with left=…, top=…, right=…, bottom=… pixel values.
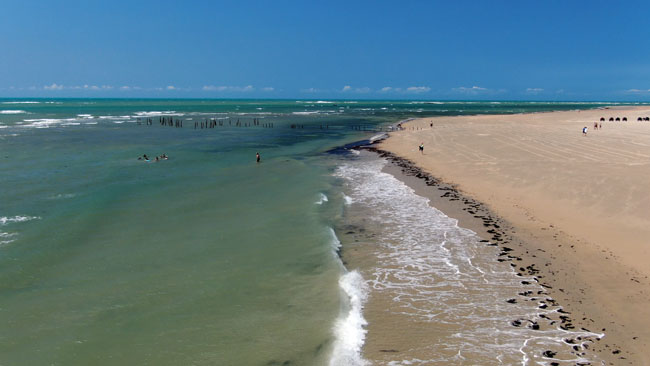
left=373, top=106, right=650, bottom=364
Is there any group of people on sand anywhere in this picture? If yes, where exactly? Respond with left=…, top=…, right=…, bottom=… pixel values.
left=138, top=153, right=169, bottom=162
left=582, top=121, right=604, bottom=136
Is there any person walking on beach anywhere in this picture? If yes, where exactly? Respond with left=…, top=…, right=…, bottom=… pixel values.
left=256, top=152, right=261, bottom=163
left=582, top=126, right=588, bottom=136
left=419, top=142, right=424, bottom=154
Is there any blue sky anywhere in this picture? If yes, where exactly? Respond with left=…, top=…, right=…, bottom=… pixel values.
left=1, top=0, right=649, bottom=100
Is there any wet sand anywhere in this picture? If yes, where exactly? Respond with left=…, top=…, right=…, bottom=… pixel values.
left=373, top=107, right=650, bottom=365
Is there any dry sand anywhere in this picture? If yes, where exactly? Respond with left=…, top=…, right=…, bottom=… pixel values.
left=377, top=106, right=650, bottom=365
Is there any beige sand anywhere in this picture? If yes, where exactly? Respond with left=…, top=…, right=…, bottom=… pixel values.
left=378, top=106, right=650, bottom=364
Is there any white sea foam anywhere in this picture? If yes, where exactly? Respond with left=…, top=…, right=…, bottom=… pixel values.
left=76, top=114, right=93, bottom=118
left=315, top=193, right=329, bottom=205
left=335, top=158, right=602, bottom=364
left=2, top=101, right=40, bottom=104
left=292, top=111, right=320, bottom=115
left=20, top=118, right=76, bottom=128
left=329, top=270, right=370, bottom=366
left=296, top=100, right=334, bottom=104
left=343, top=194, right=353, bottom=205
left=369, top=133, right=388, bottom=143
left=0, top=110, right=28, bottom=114
left=328, top=227, right=342, bottom=253
left=0, top=216, right=40, bottom=225
left=0, top=216, right=40, bottom=246
left=134, top=111, right=182, bottom=117
left=47, top=193, right=76, bottom=200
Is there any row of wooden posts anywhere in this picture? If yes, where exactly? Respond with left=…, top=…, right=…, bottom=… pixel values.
left=137, top=116, right=399, bottom=133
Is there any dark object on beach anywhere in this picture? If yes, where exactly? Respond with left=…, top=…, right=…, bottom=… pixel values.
left=615, top=117, right=621, bottom=121
left=542, top=350, right=556, bottom=358
left=600, top=117, right=605, bottom=121
left=609, top=117, right=614, bottom=121
left=645, top=117, right=650, bottom=121
left=638, top=117, right=643, bottom=121
left=506, top=298, right=517, bottom=304
left=623, top=117, right=627, bottom=121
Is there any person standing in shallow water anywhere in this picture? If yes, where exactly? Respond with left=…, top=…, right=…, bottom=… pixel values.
left=256, top=152, right=261, bottom=163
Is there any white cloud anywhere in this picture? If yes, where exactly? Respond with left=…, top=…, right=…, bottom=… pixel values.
left=300, top=87, right=320, bottom=93
left=261, top=87, right=274, bottom=92
left=452, top=85, right=490, bottom=95
left=406, top=86, right=431, bottom=93
left=341, top=85, right=370, bottom=93
left=120, top=86, right=131, bottom=91
left=202, top=85, right=257, bottom=92
left=380, top=86, right=393, bottom=92
left=526, top=88, right=544, bottom=94
left=166, top=85, right=176, bottom=90
left=44, top=83, right=64, bottom=90
left=625, top=88, right=650, bottom=94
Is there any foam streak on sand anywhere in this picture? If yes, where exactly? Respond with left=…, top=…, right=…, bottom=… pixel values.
left=336, top=158, right=601, bottom=365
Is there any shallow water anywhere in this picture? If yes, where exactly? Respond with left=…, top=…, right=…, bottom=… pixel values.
left=0, top=99, right=626, bottom=365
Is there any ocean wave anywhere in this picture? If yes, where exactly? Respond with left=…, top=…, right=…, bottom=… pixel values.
left=20, top=118, right=77, bottom=128
left=329, top=270, right=369, bottom=366
left=0, top=215, right=40, bottom=225
left=47, top=193, right=76, bottom=200
left=134, top=111, right=182, bottom=117
left=2, top=101, right=40, bottom=104
left=0, top=110, right=28, bottom=114
left=0, top=233, right=17, bottom=245
left=77, top=114, right=94, bottom=118
left=315, top=193, right=329, bottom=205
left=369, top=133, right=388, bottom=143
left=343, top=194, right=353, bottom=205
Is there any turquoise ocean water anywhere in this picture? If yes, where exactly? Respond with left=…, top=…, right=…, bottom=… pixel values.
left=0, top=99, right=641, bottom=365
